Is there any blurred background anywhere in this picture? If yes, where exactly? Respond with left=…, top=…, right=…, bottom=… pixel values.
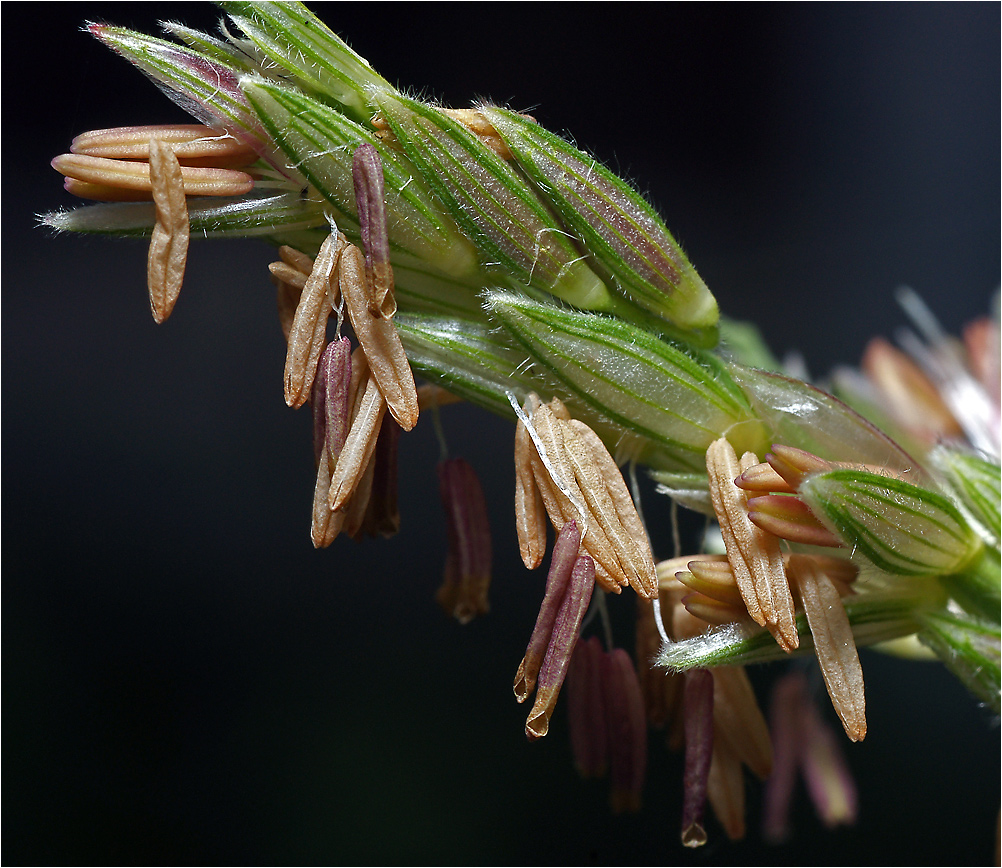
left=5, top=3, right=999, bottom=863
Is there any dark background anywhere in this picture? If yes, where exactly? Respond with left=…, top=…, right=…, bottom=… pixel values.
left=5, top=3, right=999, bottom=864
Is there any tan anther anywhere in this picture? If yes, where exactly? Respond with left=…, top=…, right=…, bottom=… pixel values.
left=657, top=555, right=725, bottom=590
left=417, top=383, right=463, bottom=411
left=531, top=403, right=580, bottom=511
left=336, top=350, right=380, bottom=535
left=592, top=561, right=619, bottom=590
left=356, top=414, right=402, bottom=539
left=268, top=261, right=309, bottom=292
left=531, top=403, right=629, bottom=592
left=272, top=247, right=312, bottom=341
left=553, top=408, right=656, bottom=596
left=515, top=397, right=548, bottom=570
left=342, top=448, right=377, bottom=539
left=706, top=441, right=764, bottom=625
left=677, top=559, right=745, bottom=608
left=733, top=461, right=796, bottom=494
left=547, top=395, right=571, bottom=421
left=862, top=336, right=963, bottom=442
left=71, top=123, right=259, bottom=169
left=312, top=447, right=346, bottom=548
left=339, top=243, right=419, bottom=431
left=528, top=447, right=620, bottom=594
left=439, top=107, right=514, bottom=159
left=706, top=738, right=747, bottom=842
left=738, top=450, right=799, bottom=650
left=146, top=139, right=189, bottom=324
left=329, top=372, right=387, bottom=512
left=706, top=438, right=798, bottom=652
left=52, top=153, right=254, bottom=199
left=763, top=445, right=908, bottom=494
left=346, top=345, right=371, bottom=419
left=311, top=347, right=368, bottom=548
left=518, top=407, right=620, bottom=587
left=561, top=422, right=657, bottom=599
left=746, top=494, right=844, bottom=548
left=566, top=419, right=657, bottom=594
left=788, top=558, right=867, bottom=742
left=766, top=445, right=834, bottom=490
left=682, top=592, right=753, bottom=626
left=283, top=231, right=345, bottom=408
left=368, top=113, right=401, bottom=149
left=279, top=245, right=315, bottom=275
left=274, top=278, right=302, bottom=344
left=62, top=178, right=158, bottom=201
left=527, top=446, right=569, bottom=527
left=711, top=667, right=773, bottom=781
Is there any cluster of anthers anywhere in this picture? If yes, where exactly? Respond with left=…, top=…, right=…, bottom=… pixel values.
left=52, top=124, right=420, bottom=546
left=511, top=410, right=866, bottom=842
left=51, top=125, right=256, bottom=323
left=502, top=369, right=870, bottom=841
left=651, top=438, right=868, bottom=843
left=53, top=122, right=870, bottom=845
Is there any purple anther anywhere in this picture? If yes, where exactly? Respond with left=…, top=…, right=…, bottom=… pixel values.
left=515, top=521, right=581, bottom=702
left=437, top=457, right=492, bottom=623
left=605, top=647, right=648, bottom=813
left=566, top=636, right=608, bottom=779
left=352, top=143, right=394, bottom=316
left=312, top=337, right=352, bottom=465
left=681, top=668, right=714, bottom=847
left=525, top=554, right=595, bottom=740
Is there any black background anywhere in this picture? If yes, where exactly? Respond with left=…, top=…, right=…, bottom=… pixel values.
left=5, top=3, right=1000, bottom=864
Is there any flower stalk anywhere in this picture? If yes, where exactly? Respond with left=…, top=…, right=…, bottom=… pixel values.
left=43, top=1, right=1000, bottom=850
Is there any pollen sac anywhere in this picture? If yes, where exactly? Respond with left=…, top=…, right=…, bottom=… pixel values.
left=482, top=107, right=719, bottom=338
left=146, top=138, right=189, bottom=324
left=745, top=493, right=844, bottom=549
left=436, top=457, right=492, bottom=623
left=52, top=153, right=254, bottom=201
left=565, top=636, right=609, bottom=778
left=312, top=337, right=353, bottom=466
left=681, top=669, right=715, bottom=848
left=355, top=414, right=401, bottom=539
left=763, top=671, right=858, bottom=843
left=524, top=554, right=596, bottom=740
left=70, top=123, right=259, bottom=168
left=352, top=143, right=394, bottom=316
left=604, top=647, right=647, bottom=814
left=515, top=521, right=582, bottom=702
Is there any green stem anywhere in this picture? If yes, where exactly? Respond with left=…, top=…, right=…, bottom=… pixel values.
left=941, top=547, right=1002, bottom=623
